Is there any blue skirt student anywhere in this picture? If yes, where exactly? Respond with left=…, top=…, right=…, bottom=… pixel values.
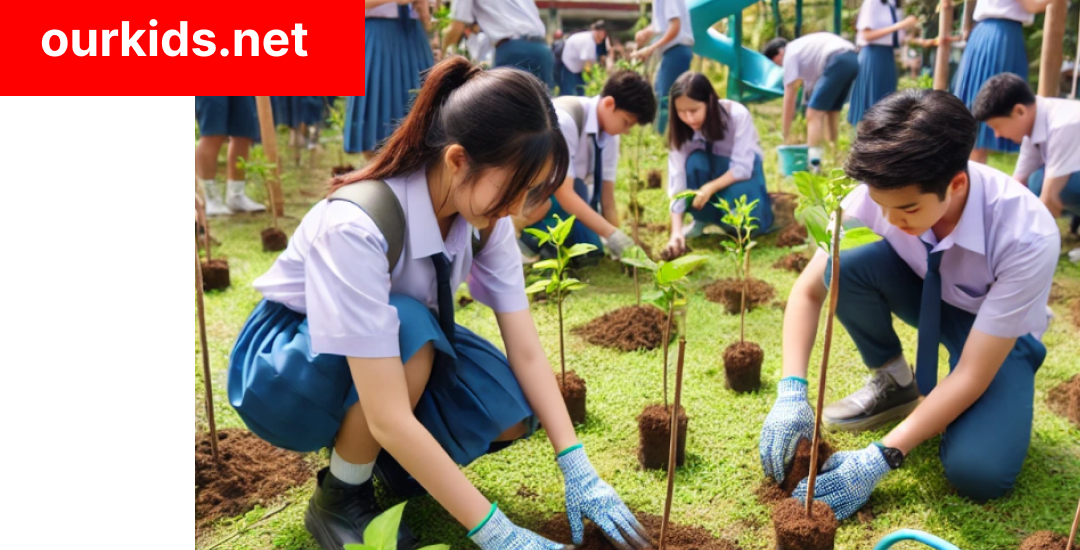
left=270, top=96, right=325, bottom=129
left=344, top=7, right=433, bottom=155
left=195, top=96, right=260, bottom=142
left=654, top=45, right=693, bottom=130
left=848, top=0, right=916, bottom=125
left=495, top=38, right=554, bottom=88
left=679, top=151, right=773, bottom=233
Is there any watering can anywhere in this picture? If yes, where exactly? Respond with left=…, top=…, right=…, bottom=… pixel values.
left=874, top=529, right=962, bottom=550
left=777, top=145, right=808, bottom=177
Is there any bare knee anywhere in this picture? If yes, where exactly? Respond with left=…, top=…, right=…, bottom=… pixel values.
left=494, top=422, right=528, bottom=442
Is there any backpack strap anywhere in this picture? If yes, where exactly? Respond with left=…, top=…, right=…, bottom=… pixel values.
left=552, top=96, right=587, bottom=140
left=328, top=180, right=406, bottom=273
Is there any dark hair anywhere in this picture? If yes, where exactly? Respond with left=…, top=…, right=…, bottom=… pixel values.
left=333, top=56, right=569, bottom=215
left=971, top=73, right=1035, bottom=121
left=845, top=89, right=976, bottom=198
left=601, top=70, right=657, bottom=125
left=667, top=72, right=729, bottom=150
left=763, top=38, right=787, bottom=61
left=590, top=20, right=607, bottom=32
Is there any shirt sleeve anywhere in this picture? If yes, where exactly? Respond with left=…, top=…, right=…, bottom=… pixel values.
left=783, top=51, right=801, bottom=86
left=468, top=217, right=529, bottom=312
left=661, top=0, right=683, bottom=22
left=602, top=134, right=619, bottom=182
left=1012, top=138, right=1043, bottom=183
left=668, top=145, right=688, bottom=214
left=727, top=103, right=759, bottom=181
left=1044, top=124, right=1080, bottom=179
left=973, top=236, right=1059, bottom=338
left=305, top=220, right=401, bottom=358
left=557, top=109, right=580, bottom=180
left=855, top=0, right=874, bottom=30
left=449, top=0, right=473, bottom=24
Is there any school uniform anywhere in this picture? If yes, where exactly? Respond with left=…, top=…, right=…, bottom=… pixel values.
left=1014, top=96, right=1080, bottom=217
left=195, top=96, right=260, bottom=141
left=825, top=161, right=1058, bottom=499
left=344, top=5, right=433, bottom=153
left=561, top=32, right=599, bottom=96
left=848, top=0, right=904, bottom=125
left=953, top=0, right=1033, bottom=152
left=525, top=96, right=619, bottom=252
left=783, top=33, right=859, bottom=112
left=650, top=0, right=695, bottom=131
left=667, top=99, right=774, bottom=233
left=465, top=31, right=494, bottom=66
left=228, top=171, right=539, bottom=465
left=450, top=0, right=553, bottom=88
left=270, top=96, right=325, bottom=130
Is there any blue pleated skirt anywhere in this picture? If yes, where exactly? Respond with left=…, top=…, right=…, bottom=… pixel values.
left=270, top=96, right=325, bottom=129
left=344, top=19, right=434, bottom=154
left=683, top=151, right=774, bottom=234
left=952, top=18, right=1028, bottom=152
left=228, top=297, right=538, bottom=464
left=847, top=45, right=898, bottom=126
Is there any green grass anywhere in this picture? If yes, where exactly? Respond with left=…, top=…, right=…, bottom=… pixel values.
left=196, top=109, right=1080, bottom=550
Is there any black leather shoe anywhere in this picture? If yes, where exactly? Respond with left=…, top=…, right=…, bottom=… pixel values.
left=373, top=451, right=428, bottom=498
left=304, top=467, right=419, bottom=550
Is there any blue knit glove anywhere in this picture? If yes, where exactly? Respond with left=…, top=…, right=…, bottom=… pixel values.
left=557, top=444, right=651, bottom=549
left=791, top=443, right=891, bottom=520
left=468, top=504, right=571, bottom=550
left=759, top=377, right=815, bottom=483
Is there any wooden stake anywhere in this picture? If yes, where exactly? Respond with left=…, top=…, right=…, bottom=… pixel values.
left=658, top=337, right=687, bottom=550
left=806, top=208, right=842, bottom=515
left=1039, top=0, right=1068, bottom=97
left=662, top=300, right=674, bottom=408
left=933, top=0, right=954, bottom=91
left=196, top=241, right=219, bottom=460
left=1066, top=491, right=1080, bottom=550
left=255, top=96, right=285, bottom=217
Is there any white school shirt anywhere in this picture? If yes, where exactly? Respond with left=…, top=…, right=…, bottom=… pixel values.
left=782, top=33, right=857, bottom=93
left=556, top=95, right=620, bottom=202
left=651, top=0, right=695, bottom=52
left=973, top=0, right=1035, bottom=24
left=667, top=99, right=763, bottom=214
left=449, top=0, right=546, bottom=44
left=366, top=4, right=418, bottom=18
left=466, top=31, right=494, bottom=65
left=834, top=161, right=1059, bottom=341
left=1013, top=96, right=1080, bottom=183
left=855, top=0, right=904, bottom=47
left=562, top=31, right=599, bottom=74
left=253, top=171, right=528, bottom=359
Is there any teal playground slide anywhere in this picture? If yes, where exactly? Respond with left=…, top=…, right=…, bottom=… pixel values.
left=689, top=0, right=786, bottom=103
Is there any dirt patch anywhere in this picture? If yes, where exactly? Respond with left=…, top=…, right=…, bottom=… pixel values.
left=201, top=259, right=231, bottom=291
left=704, top=278, right=776, bottom=314
left=261, top=228, right=288, bottom=252
left=516, top=485, right=539, bottom=500
left=573, top=305, right=672, bottom=351
left=782, top=438, right=834, bottom=496
left=773, top=498, right=838, bottom=550
left=559, top=371, right=587, bottom=425
left=195, top=429, right=313, bottom=532
left=647, top=169, right=662, bottom=189
left=1020, top=531, right=1073, bottom=550
left=774, top=252, right=810, bottom=273
left=644, top=222, right=670, bottom=234
left=756, top=480, right=790, bottom=505
left=777, top=224, right=808, bottom=248
left=637, top=403, right=688, bottom=470
left=770, top=192, right=798, bottom=230
left=723, top=341, right=764, bottom=393
left=1072, top=300, right=1080, bottom=330
left=538, top=512, right=739, bottom=550
left=457, top=295, right=474, bottom=307
left=1046, top=374, right=1080, bottom=428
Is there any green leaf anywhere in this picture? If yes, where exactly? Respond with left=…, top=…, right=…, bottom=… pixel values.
left=417, top=546, right=451, bottom=550
left=657, top=254, right=708, bottom=284
left=673, top=190, right=697, bottom=200
left=343, top=545, right=378, bottom=550
left=523, top=228, right=551, bottom=246
left=560, top=278, right=587, bottom=292
left=565, top=243, right=598, bottom=258
left=641, top=289, right=664, bottom=302
left=525, top=279, right=552, bottom=294
left=551, top=214, right=575, bottom=246
left=619, top=247, right=657, bottom=271
left=839, top=227, right=882, bottom=250
left=364, top=502, right=407, bottom=550
left=531, top=259, right=559, bottom=272
left=546, top=279, right=559, bottom=294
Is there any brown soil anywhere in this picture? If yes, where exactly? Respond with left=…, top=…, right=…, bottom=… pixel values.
left=770, top=192, right=799, bottom=230
left=538, top=512, right=739, bottom=550
left=516, top=485, right=539, bottom=500
left=201, top=259, right=231, bottom=291
left=647, top=169, right=662, bottom=189
left=559, top=371, right=587, bottom=425
left=1046, top=374, right=1080, bottom=428
left=637, top=403, right=688, bottom=470
left=1073, top=300, right=1080, bottom=330
left=573, top=305, right=672, bottom=351
left=195, top=429, right=313, bottom=531
left=723, top=341, right=764, bottom=393
left=755, top=480, right=790, bottom=505
left=331, top=164, right=356, bottom=177
left=644, top=222, right=669, bottom=234
left=627, top=200, right=645, bottom=218
left=773, top=498, right=838, bottom=550
left=1020, top=531, right=1072, bottom=550
left=781, top=438, right=835, bottom=495
left=777, top=224, right=808, bottom=248
left=261, top=228, right=288, bottom=252
left=457, top=295, right=474, bottom=307
left=704, top=278, right=776, bottom=314
left=774, top=252, right=810, bottom=273
left=774, top=300, right=787, bottom=312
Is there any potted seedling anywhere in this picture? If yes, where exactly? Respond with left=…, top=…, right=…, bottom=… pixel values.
left=197, top=180, right=230, bottom=291
left=1019, top=492, right=1080, bottom=550
left=524, top=214, right=596, bottom=425
left=699, top=194, right=775, bottom=314
left=772, top=170, right=880, bottom=550
left=325, top=97, right=354, bottom=177
left=344, top=502, right=448, bottom=550
left=716, top=195, right=765, bottom=393
left=238, top=148, right=289, bottom=253
left=620, top=250, right=708, bottom=470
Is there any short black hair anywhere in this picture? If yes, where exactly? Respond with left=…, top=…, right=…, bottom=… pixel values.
left=844, top=89, right=976, bottom=199
left=971, top=73, right=1036, bottom=121
left=590, top=20, right=607, bottom=32
left=602, top=70, right=657, bottom=125
left=763, top=38, right=787, bottom=61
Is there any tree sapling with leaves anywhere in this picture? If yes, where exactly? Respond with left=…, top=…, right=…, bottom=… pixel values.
left=325, top=97, right=354, bottom=177
left=343, top=502, right=449, bottom=550
left=197, top=178, right=230, bottom=291
left=237, top=148, right=288, bottom=252
left=524, top=214, right=596, bottom=425
left=716, top=195, right=765, bottom=393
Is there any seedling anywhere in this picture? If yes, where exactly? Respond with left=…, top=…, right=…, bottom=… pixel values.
left=237, top=148, right=289, bottom=252
left=344, top=502, right=448, bottom=550
left=715, top=195, right=765, bottom=392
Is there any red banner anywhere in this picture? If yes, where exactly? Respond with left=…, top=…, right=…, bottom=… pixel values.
left=3, top=1, right=365, bottom=95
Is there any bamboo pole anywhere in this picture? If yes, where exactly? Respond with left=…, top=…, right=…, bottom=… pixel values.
left=933, top=0, right=954, bottom=90
left=255, top=96, right=285, bottom=217
left=1066, top=492, right=1080, bottom=550
left=658, top=338, right=687, bottom=550
left=1038, top=0, right=1068, bottom=97
left=196, top=242, right=219, bottom=460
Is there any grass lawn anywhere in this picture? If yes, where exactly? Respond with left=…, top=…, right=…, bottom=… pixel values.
left=195, top=102, right=1080, bottom=550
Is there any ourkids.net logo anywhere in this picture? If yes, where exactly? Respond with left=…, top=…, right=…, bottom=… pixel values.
left=40, top=21, right=309, bottom=58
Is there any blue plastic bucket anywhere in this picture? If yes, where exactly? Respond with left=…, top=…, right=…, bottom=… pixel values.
left=777, top=145, right=809, bottom=176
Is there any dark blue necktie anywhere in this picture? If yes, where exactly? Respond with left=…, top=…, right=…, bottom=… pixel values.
left=398, top=4, right=411, bottom=34
left=916, top=242, right=944, bottom=395
left=430, top=253, right=456, bottom=345
left=591, top=134, right=603, bottom=211
left=888, top=4, right=900, bottom=48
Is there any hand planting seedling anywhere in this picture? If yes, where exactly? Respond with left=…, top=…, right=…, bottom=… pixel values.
left=525, top=214, right=596, bottom=425
left=715, top=195, right=765, bottom=393
left=344, top=502, right=449, bottom=550
left=237, top=148, right=289, bottom=252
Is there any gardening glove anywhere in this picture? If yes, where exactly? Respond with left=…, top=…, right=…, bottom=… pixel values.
left=558, top=445, right=651, bottom=549
left=468, top=503, right=572, bottom=550
left=606, top=229, right=635, bottom=257
left=759, top=377, right=815, bottom=483
left=791, top=443, right=891, bottom=521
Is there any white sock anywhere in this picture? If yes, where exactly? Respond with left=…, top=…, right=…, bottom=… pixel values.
left=329, top=448, right=375, bottom=486
left=879, top=355, right=913, bottom=386
left=226, top=179, right=247, bottom=195
left=808, top=146, right=823, bottom=164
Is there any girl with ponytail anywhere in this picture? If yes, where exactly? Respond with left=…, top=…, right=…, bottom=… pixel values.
left=228, top=57, right=650, bottom=550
